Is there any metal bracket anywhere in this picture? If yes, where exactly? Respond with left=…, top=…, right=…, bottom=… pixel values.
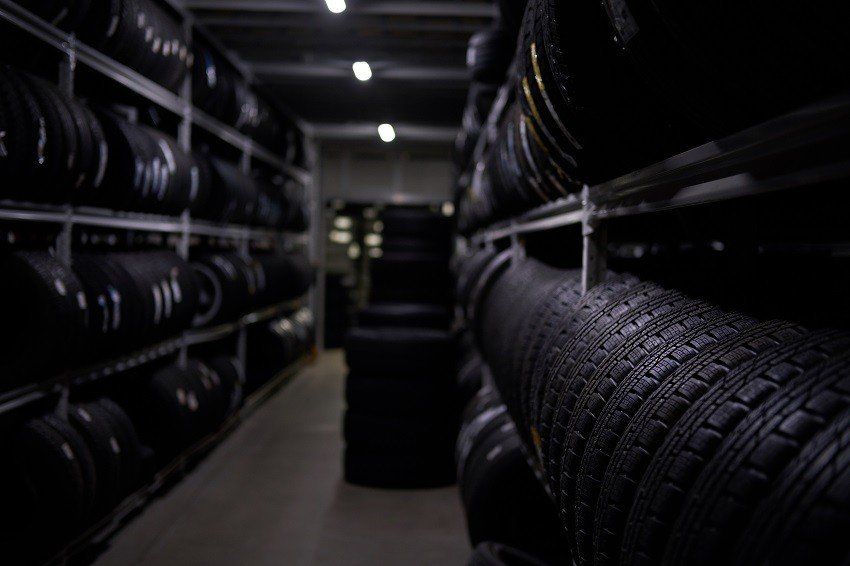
left=58, top=33, right=76, bottom=96
left=581, top=184, right=607, bottom=294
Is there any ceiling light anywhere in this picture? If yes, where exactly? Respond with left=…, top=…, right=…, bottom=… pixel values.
left=378, top=123, right=396, bottom=143
left=364, top=233, right=382, bottom=247
left=347, top=243, right=361, bottom=260
left=329, top=230, right=353, bottom=245
left=333, top=216, right=353, bottom=230
left=352, top=61, right=372, bottom=82
left=325, top=0, right=346, bottom=13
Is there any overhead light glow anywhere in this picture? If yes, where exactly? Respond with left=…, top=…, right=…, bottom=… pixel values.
left=364, top=233, right=382, bottom=247
left=352, top=61, right=372, bottom=82
left=333, top=216, right=353, bottom=230
left=325, top=0, right=346, bottom=13
left=347, top=243, right=361, bottom=260
left=329, top=230, right=353, bottom=245
left=378, top=123, right=396, bottom=143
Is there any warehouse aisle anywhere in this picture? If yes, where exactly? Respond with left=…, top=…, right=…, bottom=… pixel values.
left=94, top=352, right=469, bottom=566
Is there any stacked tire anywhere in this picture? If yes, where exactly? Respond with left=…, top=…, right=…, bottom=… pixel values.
left=0, top=66, right=305, bottom=224
left=25, top=0, right=190, bottom=91
left=370, top=207, right=453, bottom=305
left=74, top=250, right=199, bottom=359
left=190, top=251, right=313, bottom=327
left=343, top=207, right=458, bottom=488
left=457, top=383, right=567, bottom=562
left=117, top=357, right=242, bottom=462
left=457, top=250, right=850, bottom=565
left=247, top=308, right=315, bottom=393
left=0, top=398, right=146, bottom=562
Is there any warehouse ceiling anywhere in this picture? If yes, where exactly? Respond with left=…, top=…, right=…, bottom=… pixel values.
left=184, top=0, right=495, bottom=141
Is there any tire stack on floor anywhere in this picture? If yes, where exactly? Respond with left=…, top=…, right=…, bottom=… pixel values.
left=343, top=207, right=458, bottom=488
left=454, top=250, right=850, bottom=566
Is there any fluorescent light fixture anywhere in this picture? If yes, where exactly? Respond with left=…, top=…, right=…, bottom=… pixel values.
left=333, top=216, right=353, bottom=230
left=325, top=0, right=346, bottom=13
left=347, top=243, right=361, bottom=260
left=378, top=123, right=396, bottom=143
left=364, top=233, right=382, bottom=247
left=352, top=61, right=372, bottom=82
left=329, top=230, right=353, bottom=245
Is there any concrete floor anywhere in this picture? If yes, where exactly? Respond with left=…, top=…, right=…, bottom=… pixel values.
left=94, top=351, right=470, bottom=566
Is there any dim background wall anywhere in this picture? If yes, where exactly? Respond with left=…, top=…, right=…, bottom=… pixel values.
left=321, top=143, right=454, bottom=205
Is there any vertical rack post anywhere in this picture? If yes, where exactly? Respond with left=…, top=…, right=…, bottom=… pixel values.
left=177, top=19, right=193, bottom=369
left=581, top=184, right=607, bottom=294
left=236, top=144, right=252, bottom=375
left=310, top=140, right=325, bottom=351
left=56, top=33, right=77, bottom=419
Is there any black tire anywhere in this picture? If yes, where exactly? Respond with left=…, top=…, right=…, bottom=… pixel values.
left=343, top=444, right=455, bottom=489
left=457, top=354, right=486, bottom=410
left=345, top=326, right=455, bottom=378
left=343, top=411, right=457, bottom=453
left=345, top=373, right=457, bottom=418
left=1, top=414, right=95, bottom=559
left=468, top=542, right=552, bottom=566
left=69, top=402, right=123, bottom=516
left=733, top=409, right=850, bottom=566
left=96, top=397, right=144, bottom=496
left=467, top=26, right=513, bottom=84
left=515, top=273, right=583, bottom=450
left=535, top=279, right=661, bottom=470
left=567, top=310, right=756, bottom=565
left=356, top=302, right=451, bottom=329
left=588, top=322, right=817, bottom=566
left=0, top=251, right=88, bottom=386
left=203, top=356, right=244, bottom=417
left=460, top=417, right=564, bottom=559
left=625, top=333, right=850, bottom=566
left=380, top=207, right=452, bottom=239
left=527, top=274, right=639, bottom=461
left=128, top=365, right=198, bottom=461
left=603, top=0, right=850, bottom=136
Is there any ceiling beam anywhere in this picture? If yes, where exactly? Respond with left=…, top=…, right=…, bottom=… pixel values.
left=184, top=0, right=497, bottom=18
left=252, top=62, right=469, bottom=83
left=313, top=123, right=458, bottom=143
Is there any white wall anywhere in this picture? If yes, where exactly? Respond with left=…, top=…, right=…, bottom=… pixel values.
left=321, top=146, right=454, bottom=205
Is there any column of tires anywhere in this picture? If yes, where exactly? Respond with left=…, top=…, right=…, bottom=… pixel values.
left=343, top=207, right=459, bottom=488
left=453, top=248, right=850, bottom=566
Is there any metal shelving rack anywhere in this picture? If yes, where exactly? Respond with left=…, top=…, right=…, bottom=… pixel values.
left=464, top=77, right=850, bottom=294
left=0, top=0, right=321, bottom=416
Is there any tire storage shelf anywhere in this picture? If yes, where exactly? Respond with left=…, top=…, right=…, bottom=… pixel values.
left=0, top=1, right=319, bottom=562
left=461, top=67, right=850, bottom=294
left=455, top=2, right=850, bottom=564
left=47, top=355, right=312, bottom=566
left=0, top=0, right=312, bottom=184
